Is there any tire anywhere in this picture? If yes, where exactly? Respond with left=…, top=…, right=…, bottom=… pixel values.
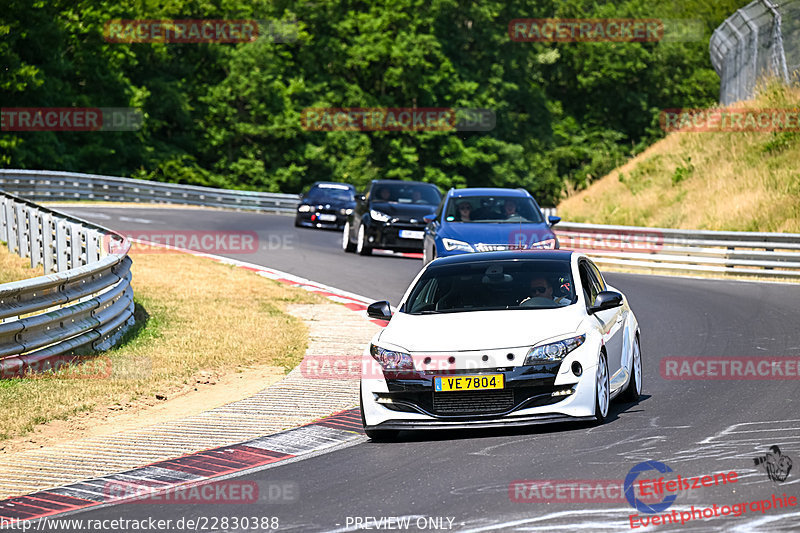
left=294, top=216, right=302, bottom=228
left=593, top=352, right=610, bottom=424
left=621, top=335, right=642, bottom=402
left=356, top=224, right=372, bottom=256
left=342, top=221, right=356, bottom=252
left=360, top=386, right=399, bottom=442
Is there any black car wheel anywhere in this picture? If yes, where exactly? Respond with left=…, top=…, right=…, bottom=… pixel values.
left=342, top=221, right=356, bottom=253
left=356, top=224, right=372, bottom=256
left=294, top=215, right=302, bottom=228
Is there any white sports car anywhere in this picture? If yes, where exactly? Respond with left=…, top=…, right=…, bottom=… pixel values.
left=360, top=250, right=642, bottom=440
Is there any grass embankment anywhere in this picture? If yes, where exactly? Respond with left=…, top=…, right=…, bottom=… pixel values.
left=558, top=85, right=800, bottom=232
left=0, top=248, right=321, bottom=440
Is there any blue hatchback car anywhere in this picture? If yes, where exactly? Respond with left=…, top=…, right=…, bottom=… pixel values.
left=422, top=188, right=560, bottom=264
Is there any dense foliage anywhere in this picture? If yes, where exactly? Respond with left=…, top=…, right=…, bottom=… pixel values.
left=1, top=0, right=745, bottom=204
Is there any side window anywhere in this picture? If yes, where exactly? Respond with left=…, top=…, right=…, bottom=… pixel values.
left=579, top=262, right=601, bottom=307
left=588, top=261, right=607, bottom=292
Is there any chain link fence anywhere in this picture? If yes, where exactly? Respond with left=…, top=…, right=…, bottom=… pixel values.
left=710, top=0, right=799, bottom=104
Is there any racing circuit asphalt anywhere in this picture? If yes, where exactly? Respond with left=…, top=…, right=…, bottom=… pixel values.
left=52, top=206, right=800, bottom=532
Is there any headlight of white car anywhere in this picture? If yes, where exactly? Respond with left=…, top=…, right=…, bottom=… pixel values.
left=442, top=238, right=475, bottom=252
left=370, top=344, right=414, bottom=370
left=524, top=335, right=585, bottom=364
left=529, top=238, right=556, bottom=249
left=298, top=205, right=312, bottom=212
left=370, top=209, right=390, bottom=222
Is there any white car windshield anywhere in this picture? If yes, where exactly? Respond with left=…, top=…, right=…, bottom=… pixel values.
left=404, top=260, right=576, bottom=314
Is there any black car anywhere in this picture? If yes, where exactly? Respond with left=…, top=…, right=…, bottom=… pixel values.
left=342, top=180, right=442, bottom=255
left=295, top=182, right=357, bottom=230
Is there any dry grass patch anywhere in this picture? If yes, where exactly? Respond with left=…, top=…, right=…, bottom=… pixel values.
left=0, top=247, right=41, bottom=284
left=559, top=84, right=800, bottom=232
left=0, top=248, right=322, bottom=440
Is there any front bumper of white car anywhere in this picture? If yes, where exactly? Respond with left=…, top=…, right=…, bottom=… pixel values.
left=361, top=345, right=599, bottom=430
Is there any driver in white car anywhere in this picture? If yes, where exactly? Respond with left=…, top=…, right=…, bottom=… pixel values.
left=519, top=275, right=570, bottom=306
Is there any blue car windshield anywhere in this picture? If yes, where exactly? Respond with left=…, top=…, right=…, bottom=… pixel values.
left=446, top=196, right=543, bottom=223
left=404, top=260, right=576, bottom=314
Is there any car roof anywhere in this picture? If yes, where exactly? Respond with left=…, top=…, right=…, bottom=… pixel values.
left=370, top=179, right=437, bottom=187
left=427, top=250, right=574, bottom=267
left=447, top=187, right=531, bottom=198
left=309, top=181, right=356, bottom=190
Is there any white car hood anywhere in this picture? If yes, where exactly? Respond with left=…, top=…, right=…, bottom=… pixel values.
left=378, top=306, right=584, bottom=352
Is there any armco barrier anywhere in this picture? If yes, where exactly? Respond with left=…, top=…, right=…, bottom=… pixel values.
left=0, top=169, right=299, bottom=213
left=2, top=169, right=798, bottom=280
left=555, top=221, right=800, bottom=279
left=0, top=190, right=134, bottom=377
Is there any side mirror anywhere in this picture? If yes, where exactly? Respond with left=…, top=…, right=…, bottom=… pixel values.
left=548, top=215, right=561, bottom=226
left=423, top=214, right=436, bottom=224
left=589, top=291, right=623, bottom=314
left=367, top=300, right=393, bottom=320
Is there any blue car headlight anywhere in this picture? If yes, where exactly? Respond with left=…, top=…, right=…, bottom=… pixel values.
left=528, top=238, right=557, bottom=249
left=370, top=344, right=414, bottom=370
left=524, top=335, right=585, bottom=364
left=298, top=205, right=312, bottom=212
left=442, top=238, right=474, bottom=252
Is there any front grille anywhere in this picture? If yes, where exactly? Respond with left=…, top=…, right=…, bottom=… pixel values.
left=433, top=389, right=515, bottom=415
left=474, top=243, right=526, bottom=252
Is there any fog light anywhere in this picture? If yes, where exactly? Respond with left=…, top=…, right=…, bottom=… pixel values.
left=551, top=388, right=574, bottom=397
left=572, top=361, right=582, bottom=377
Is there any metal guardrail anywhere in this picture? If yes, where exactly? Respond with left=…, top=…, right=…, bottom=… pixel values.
left=0, top=170, right=300, bottom=213
left=2, top=169, right=798, bottom=280
left=555, top=221, right=800, bottom=279
left=0, top=190, right=134, bottom=377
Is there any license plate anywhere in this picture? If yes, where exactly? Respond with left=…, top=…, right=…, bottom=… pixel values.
left=434, top=374, right=504, bottom=392
left=318, top=214, right=337, bottom=222
left=399, top=230, right=424, bottom=239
